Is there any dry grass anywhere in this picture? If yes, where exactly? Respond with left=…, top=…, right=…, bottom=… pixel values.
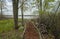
left=0, top=30, right=23, bottom=39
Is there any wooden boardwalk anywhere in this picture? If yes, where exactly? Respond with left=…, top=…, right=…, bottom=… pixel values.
left=23, top=21, right=40, bottom=39
left=23, top=21, right=55, bottom=39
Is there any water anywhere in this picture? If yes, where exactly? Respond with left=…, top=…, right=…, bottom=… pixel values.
left=4, top=15, right=39, bottom=19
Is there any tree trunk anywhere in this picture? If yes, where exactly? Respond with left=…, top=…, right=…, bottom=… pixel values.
left=21, top=0, right=24, bottom=26
left=12, top=0, right=19, bottom=29
left=0, top=0, right=3, bottom=19
left=40, top=0, right=42, bottom=11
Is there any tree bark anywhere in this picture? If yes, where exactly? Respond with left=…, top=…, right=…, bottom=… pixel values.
left=0, top=0, right=3, bottom=19
left=21, top=0, right=24, bottom=26
left=12, top=0, right=19, bottom=29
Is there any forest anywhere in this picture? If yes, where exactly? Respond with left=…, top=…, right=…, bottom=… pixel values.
left=0, top=0, right=60, bottom=39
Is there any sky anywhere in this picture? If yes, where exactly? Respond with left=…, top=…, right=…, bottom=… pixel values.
left=3, top=0, right=38, bottom=15
left=3, top=0, right=13, bottom=15
left=1, top=0, right=58, bottom=15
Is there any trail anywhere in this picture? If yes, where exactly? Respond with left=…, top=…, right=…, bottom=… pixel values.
left=23, top=21, right=42, bottom=39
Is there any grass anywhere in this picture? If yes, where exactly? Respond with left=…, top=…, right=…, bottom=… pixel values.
left=0, top=19, right=14, bottom=33
left=0, top=19, right=24, bottom=39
